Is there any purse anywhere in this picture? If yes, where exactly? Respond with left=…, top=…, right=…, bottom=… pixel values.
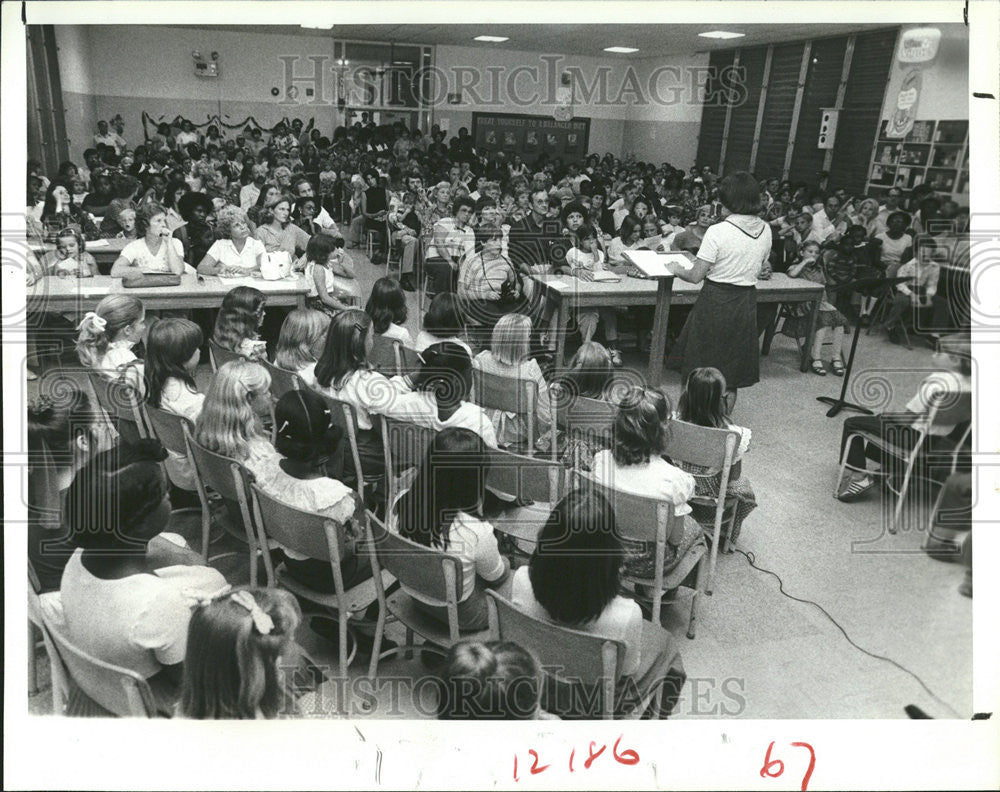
left=121, top=273, right=182, bottom=288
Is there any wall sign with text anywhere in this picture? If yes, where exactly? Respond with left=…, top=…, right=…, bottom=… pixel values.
left=471, top=112, right=591, bottom=161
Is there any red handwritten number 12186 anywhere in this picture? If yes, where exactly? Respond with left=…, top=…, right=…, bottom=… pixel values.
left=760, top=741, right=816, bottom=791
left=513, top=736, right=639, bottom=781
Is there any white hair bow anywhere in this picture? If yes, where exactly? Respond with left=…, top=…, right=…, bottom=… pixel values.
left=77, top=312, right=107, bottom=331
left=229, top=590, right=275, bottom=635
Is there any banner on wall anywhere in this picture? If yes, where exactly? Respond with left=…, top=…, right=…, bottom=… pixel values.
left=886, top=68, right=922, bottom=139
left=471, top=112, right=590, bottom=161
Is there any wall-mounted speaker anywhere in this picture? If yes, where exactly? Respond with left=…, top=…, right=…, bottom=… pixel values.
left=817, top=107, right=839, bottom=149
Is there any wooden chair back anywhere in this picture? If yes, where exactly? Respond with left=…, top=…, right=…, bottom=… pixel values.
left=184, top=429, right=265, bottom=585
left=370, top=335, right=400, bottom=376
left=316, top=393, right=367, bottom=499
left=366, top=511, right=465, bottom=642
left=261, top=359, right=304, bottom=401
left=208, top=340, right=243, bottom=373
left=472, top=367, right=539, bottom=451
left=662, top=419, right=740, bottom=593
left=86, top=371, right=147, bottom=441
left=145, top=406, right=194, bottom=457
left=39, top=613, right=157, bottom=718
left=381, top=415, right=437, bottom=515
left=486, top=590, right=624, bottom=720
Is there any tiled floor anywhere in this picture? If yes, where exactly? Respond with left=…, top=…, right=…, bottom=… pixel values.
left=27, top=243, right=973, bottom=719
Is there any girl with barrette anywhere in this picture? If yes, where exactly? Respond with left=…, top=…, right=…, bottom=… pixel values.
left=180, top=587, right=302, bottom=719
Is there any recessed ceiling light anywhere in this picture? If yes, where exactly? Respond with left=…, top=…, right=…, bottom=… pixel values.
left=301, top=23, right=334, bottom=30
left=604, top=46, right=639, bottom=54
left=474, top=36, right=509, bottom=43
left=699, top=31, right=745, bottom=39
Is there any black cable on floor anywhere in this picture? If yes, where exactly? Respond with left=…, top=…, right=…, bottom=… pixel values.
left=733, top=548, right=963, bottom=719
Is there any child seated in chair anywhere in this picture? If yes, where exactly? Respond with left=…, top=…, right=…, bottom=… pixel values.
left=180, top=587, right=302, bottom=719
left=786, top=240, right=849, bottom=376
left=256, top=389, right=368, bottom=593
left=395, top=427, right=510, bottom=632
left=673, top=367, right=757, bottom=545
left=591, top=387, right=701, bottom=580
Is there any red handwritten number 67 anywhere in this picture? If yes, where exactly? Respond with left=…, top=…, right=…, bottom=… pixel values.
left=760, top=741, right=815, bottom=791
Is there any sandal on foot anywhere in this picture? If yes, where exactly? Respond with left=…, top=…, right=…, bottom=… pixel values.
left=831, top=358, right=845, bottom=376
left=811, top=359, right=827, bottom=376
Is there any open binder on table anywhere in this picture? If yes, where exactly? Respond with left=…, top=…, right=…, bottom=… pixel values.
left=622, top=250, right=693, bottom=278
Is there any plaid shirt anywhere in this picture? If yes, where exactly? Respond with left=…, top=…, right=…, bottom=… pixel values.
left=458, top=251, right=516, bottom=301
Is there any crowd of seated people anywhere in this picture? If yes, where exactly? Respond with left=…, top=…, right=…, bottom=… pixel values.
left=24, top=114, right=973, bottom=720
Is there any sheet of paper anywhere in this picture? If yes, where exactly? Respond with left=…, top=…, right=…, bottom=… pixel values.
left=85, top=238, right=110, bottom=248
left=622, top=249, right=693, bottom=277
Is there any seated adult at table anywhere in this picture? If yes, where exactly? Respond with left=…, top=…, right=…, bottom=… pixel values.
left=110, top=202, right=186, bottom=278
left=99, top=198, right=138, bottom=240
left=198, top=206, right=265, bottom=278
left=291, top=176, right=342, bottom=239
left=40, top=180, right=99, bottom=242
left=605, top=215, right=644, bottom=264
left=80, top=169, right=116, bottom=219
left=425, top=196, right=475, bottom=296
left=507, top=188, right=562, bottom=273
left=669, top=204, right=714, bottom=254
left=457, top=225, right=533, bottom=337
left=255, top=193, right=311, bottom=261
left=173, top=191, right=215, bottom=269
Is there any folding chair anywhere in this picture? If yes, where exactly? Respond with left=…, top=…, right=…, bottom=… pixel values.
left=662, top=420, right=741, bottom=596
left=261, top=359, right=304, bottom=401
left=86, top=371, right=148, bottom=444
left=582, top=474, right=707, bottom=638
left=395, top=341, right=422, bottom=379
left=364, top=511, right=490, bottom=682
left=208, top=339, right=244, bottom=373
left=144, top=405, right=205, bottom=519
left=381, top=415, right=436, bottom=523
left=249, top=483, right=390, bottom=679
left=317, top=393, right=368, bottom=501
left=486, top=590, right=671, bottom=720
left=185, top=428, right=267, bottom=585
left=553, top=391, right=617, bottom=473
left=39, top=610, right=158, bottom=717
left=471, top=367, right=539, bottom=455
left=484, top=446, right=563, bottom=558
left=835, top=391, right=971, bottom=533
left=370, top=334, right=400, bottom=377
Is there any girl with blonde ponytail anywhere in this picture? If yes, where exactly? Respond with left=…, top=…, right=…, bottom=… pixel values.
left=75, top=293, right=147, bottom=394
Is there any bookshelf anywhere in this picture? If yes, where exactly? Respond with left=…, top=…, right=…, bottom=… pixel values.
left=865, top=119, right=968, bottom=203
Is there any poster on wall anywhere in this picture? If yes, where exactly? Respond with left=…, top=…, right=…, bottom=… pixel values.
left=471, top=112, right=591, bottom=162
left=886, top=69, right=922, bottom=138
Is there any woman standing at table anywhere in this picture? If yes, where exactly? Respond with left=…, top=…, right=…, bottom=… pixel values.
left=110, top=203, right=186, bottom=277
left=667, top=172, right=772, bottom=401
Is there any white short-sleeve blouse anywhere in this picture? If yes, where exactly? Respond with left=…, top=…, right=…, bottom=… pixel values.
left=696, top=215, right=773, bottom=287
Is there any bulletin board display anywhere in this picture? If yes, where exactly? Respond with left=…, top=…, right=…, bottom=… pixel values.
left=471, top=112, right=591, bottom=162
left=867, top=119, right=968, bottom=202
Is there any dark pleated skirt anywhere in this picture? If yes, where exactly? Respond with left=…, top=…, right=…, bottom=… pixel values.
left=676, top=279, right=759, bottom=389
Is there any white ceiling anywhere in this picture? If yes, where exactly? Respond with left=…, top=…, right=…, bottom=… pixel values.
left=170, top=23, right=898, bottom=58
